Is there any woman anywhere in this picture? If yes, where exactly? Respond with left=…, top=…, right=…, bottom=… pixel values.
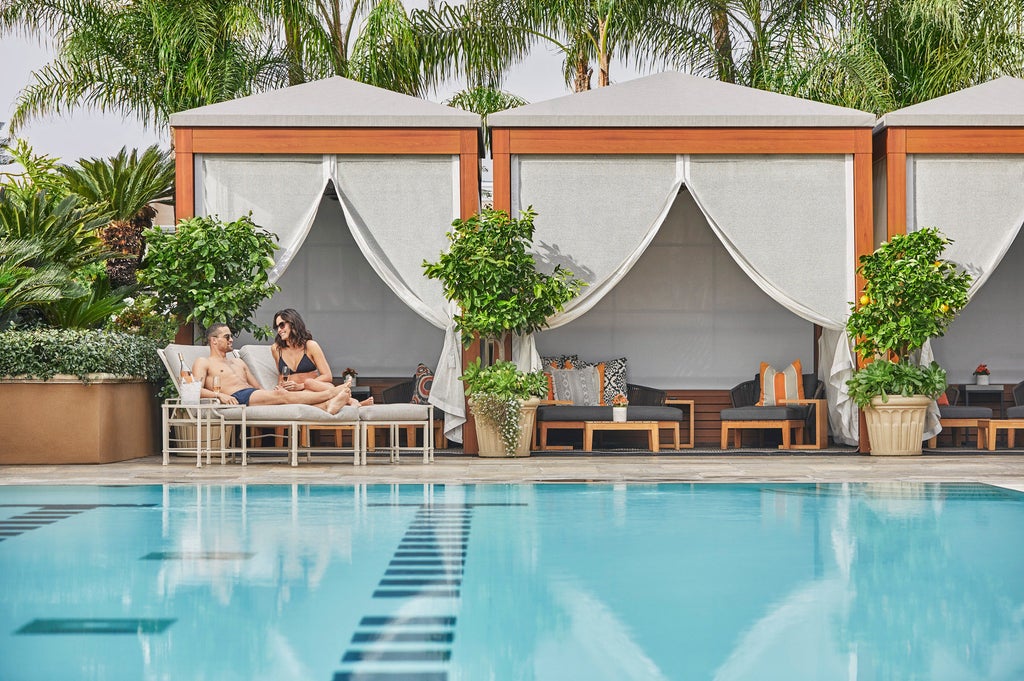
left=271, top=309, right=372, bottom=405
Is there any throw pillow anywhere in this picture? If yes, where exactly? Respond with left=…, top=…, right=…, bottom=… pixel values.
left=937, top=391, right=950, bottom=406
left=550, top=367, right=602, bottom=406
left=757, top=359, right=805, bottom=406
left=411, top=363, right=433, bottom=404
left=576, top=357, right=628, bottom=406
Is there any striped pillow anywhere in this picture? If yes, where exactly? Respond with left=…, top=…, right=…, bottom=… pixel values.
left=757, top=360, right=805, bottom=406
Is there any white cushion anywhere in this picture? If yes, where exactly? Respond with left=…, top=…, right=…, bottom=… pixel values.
left=218, top=404, right=359, bottom=422
left=160, top=344, right=238, bottom=390
left=359, top=404, right=431, bottom=422
left=237, top=345, right=278, bottom=390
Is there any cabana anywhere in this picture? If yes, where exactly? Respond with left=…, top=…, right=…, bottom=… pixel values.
left=874, top=77, right=1024, bottom=401
left=488, top=72, right=876, bottom=447
left=169, top=77, right=481, bottom=442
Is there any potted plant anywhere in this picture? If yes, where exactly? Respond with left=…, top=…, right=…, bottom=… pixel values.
left=973, top=364, right=990, bottom=386
left=423, top=207, right=583, bottom=456
left=341, top=367, right=358, bottom=387
left=0, top=328, right=165, bottom=463
left=612, top=393, right=629, bottom=423
left=845, top=228, right=972, bottom=455
left=460, top=359, right=547, bottom=457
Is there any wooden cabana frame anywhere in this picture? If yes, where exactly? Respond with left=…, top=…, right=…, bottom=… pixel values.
left=169, top=77, right=484, bottom=452
left=489, top=73, right=876, bottom=449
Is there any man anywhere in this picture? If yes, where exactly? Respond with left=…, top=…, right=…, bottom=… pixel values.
left=193, top=323, right=353, bottom=414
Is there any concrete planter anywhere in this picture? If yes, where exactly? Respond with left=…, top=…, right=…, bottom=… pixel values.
left=0, top=375, right=158, bottom=464
left=864, top=394, right=932, bottom=456
left=471, top=397, right=540, bottom=458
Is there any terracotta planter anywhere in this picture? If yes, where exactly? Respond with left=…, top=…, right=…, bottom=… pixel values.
left=0, top=375, right=158, bottom=464
left=864, top=394, right=932, bottom=456
left=471, top=397, right=540, bottom=458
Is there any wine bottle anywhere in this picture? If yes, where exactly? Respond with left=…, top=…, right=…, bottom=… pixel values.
left=178, top=353, right=194, bottom=384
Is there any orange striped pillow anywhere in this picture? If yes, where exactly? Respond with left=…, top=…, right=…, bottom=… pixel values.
left=757, top=360, right=804, bottom=406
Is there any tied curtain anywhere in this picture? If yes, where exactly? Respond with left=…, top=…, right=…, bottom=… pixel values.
left=200, top=154, right=467, bottom=442
left=909, top=155, right=1024, bottom=435
left=512, top=154, right=859, bottom=445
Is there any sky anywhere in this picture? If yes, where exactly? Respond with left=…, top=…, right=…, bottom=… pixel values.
left=0, top=23, right=648, bottom=165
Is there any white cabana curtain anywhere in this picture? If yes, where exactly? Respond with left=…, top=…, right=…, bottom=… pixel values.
left=201, top=155, right=328, bottom=281
left=909, top=155, right=1024, bottom=295
left=510, top=155, right=684, bottom=370
left=683, top=155, right=858, bottom=445
left=329, top=155, right=464, bottom=441
left=908, top=154, right=1024, bottom=437
left=512, top=153, right=859, bottom=445
left=200, top=153, right=466, bottom=442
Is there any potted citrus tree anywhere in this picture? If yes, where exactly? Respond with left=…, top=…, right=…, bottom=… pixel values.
left=846, top=228, right=971, bottom=455
left=423, top=207, right=583, bottom=457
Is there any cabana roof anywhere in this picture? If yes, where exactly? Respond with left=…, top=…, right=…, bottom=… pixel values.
left=878, top=76, right=1024, bottom=128
left=169, top=76, right=480, bottom=128
left=487, top=71, right=875, bottom=128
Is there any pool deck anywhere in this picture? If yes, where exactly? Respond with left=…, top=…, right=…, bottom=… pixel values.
left=2, top=453, right=1024, bottom=493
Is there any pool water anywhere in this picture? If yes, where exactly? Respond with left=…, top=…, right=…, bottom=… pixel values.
left=1, top=483, right=1022, bottom=681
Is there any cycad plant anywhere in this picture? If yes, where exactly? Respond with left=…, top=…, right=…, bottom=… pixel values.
left=59, top=145, right=175, bottom=286
left=0, top=238, right=73, bottom=329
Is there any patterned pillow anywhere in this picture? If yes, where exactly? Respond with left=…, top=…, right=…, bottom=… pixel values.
left=550, top=367, right=602, bottom=406
left=541, top=355, right=579, bottom=400
left=411, top=363, right=434, bottom=404
left=757, top=359, right=805, bottom=406
left=576, top=357, right=628, bottom=406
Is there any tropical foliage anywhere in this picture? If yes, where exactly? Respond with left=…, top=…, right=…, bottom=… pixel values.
left=0, top=0, right=287, bottom=131
left=139, top=214, right=280, bottom=340
left=461, top=358, right=547, bottom=456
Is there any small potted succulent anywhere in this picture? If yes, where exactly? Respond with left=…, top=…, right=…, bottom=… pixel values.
left=845, top=228, right=972, bottom=455
left=973, top=364, right=990, bottom=386
left=612, top=393, right=629, bottom=422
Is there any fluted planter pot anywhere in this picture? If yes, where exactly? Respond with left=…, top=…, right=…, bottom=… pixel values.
left=864, top=395, right=932, bottom=456
left=471, top=397, right=541, bottom=458
left=0, top=375, right=158, bottom=464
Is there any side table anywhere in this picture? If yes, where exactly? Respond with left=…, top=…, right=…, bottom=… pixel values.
left=161, top=399, right=230, bottom=467
left=964, top=384, right=1006, bottom=418
left=664, top=399, right=696, bottom=449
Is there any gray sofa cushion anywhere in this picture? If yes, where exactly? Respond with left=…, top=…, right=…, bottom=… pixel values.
left=537, top=405, right=682, bottom=422
left=938, top=405, right=992, bottom=419
left=721, top=405, right=809, bottom=421
left=1006, top=405, right=1024, bottom=419
left=359, top=404, right=431, bottom=421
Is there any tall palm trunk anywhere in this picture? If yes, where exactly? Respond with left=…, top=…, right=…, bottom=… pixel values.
left=597, top=16, right=610, bottom=86
left=573, top=55, right=592, bottom=91
left=711, top=5, right=734, bottom=83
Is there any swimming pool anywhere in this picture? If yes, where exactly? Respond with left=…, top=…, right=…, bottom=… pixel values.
left=1, top=483, right=1022, bottom=680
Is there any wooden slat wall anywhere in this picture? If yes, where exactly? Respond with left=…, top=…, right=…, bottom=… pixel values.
left=666, top=389, right=732, bottom=447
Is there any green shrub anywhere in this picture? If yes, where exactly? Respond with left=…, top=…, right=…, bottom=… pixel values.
left=140, top=214, right=280, bottom=339
left=0, top=329, right=164, bottom=383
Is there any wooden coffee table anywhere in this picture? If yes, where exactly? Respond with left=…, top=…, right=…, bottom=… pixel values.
left=583, top=421, right=659, bottom=452
left=978, top=419, right=1024, bottom=450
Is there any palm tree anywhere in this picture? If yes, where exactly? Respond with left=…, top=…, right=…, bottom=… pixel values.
left=0, top=0, right=289, bottom=131
left=795, top=0, right=1024, bottom=114
left=0, top=238, right=72, bottom=329
left=446, top=86, right=527, bottom=148
left=415, top=0, right=685, bottom=94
